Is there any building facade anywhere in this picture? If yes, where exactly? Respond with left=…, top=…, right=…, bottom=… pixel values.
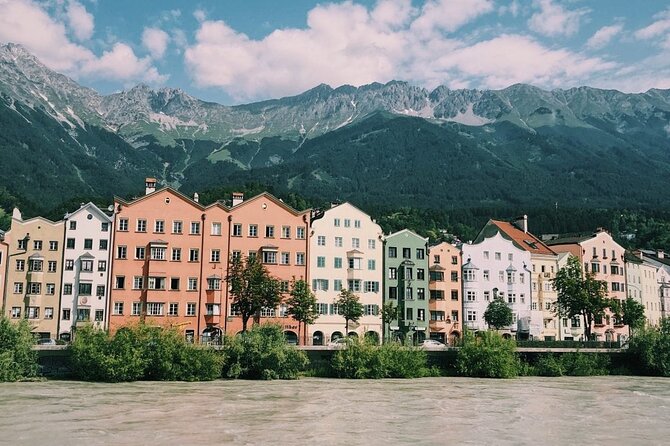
left=547, top=229, right=628, bottom=342
left=309, top=202, right=383, bottom=345
left=428, top=242, right=461, bottom=345
left=638, top=250, right=670, bottom=320
left=384, top=229, right=430, bottom=345
left=3, top=208, right=64, bottom=339
left=626, top=252, right=661, bottom=327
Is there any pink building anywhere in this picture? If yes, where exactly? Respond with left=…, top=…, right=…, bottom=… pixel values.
left=428, top=242, right=462, bottom=345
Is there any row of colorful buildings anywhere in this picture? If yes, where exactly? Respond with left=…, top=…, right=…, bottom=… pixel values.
left=1, top=179, right=669, bottom=345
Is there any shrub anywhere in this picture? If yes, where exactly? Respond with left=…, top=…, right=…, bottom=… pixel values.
left=534, top=354, right=565, bottom=377
left=627, top=319, right=670, bottom=376
left=456, top=330, right=520, bottom=378
left=0, top=317, right=37, bottom=381
left=221, top=324, right=308, bottom=380
left=532, top=352, right=610, bottom=377
left=330, top=338, right=436, bottom=379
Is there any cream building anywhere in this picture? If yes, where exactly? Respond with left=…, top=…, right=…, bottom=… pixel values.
left=309, top=203, right=383, bottom=344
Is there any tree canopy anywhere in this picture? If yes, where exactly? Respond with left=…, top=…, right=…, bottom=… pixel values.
left=484, top=295, right=513, bottom=330
left=286, top=279, right=319, bottom=345
left=336, top=289, right=364, bottom=335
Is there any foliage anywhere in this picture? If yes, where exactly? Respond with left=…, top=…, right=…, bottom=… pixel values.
left=621, top=297, right=646, bottom=333
left=627, top=319, right=670, bottom=376
left=226, top=255, right=282, bottom=332
left=220, top=324, right=308, bottom=380
left=330, top=338, right=437, bottom=379
left=533, top=353, right=610, bottom=376
left=552, top=256, right=610, bottom=340
left=70, top=324, right=222, bottom=382
left=286, top=279, right=319, bottom=346
left=380, top=301, right=398, bottom=343
left=484, top=296, right=513, bottom=330
left=456, top=330, right=520, bottom=378
left=336, top=289, right=364, bottom=335
left=0, top=317, right=37, bottom=381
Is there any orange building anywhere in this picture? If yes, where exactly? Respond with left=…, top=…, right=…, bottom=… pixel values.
left=428, top=242, right=462, bottom=345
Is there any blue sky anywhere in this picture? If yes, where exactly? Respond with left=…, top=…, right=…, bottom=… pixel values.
left=1, top=0, right=669, bottom=104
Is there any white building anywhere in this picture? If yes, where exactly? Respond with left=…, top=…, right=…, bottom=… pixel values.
left=58, top=203, right=113, bottom=340
left=626, top=251, right=662, bottom=327
left=309, top=203, right=383, bottom=345
left=638, top=249, right=670, bottom=321
left=462, top=230, right=541, bottom=339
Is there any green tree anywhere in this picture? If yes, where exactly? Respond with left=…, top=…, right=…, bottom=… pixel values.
left=484, top=295, right=513, bottom=330
left=552, top=256, right=609, bottom=340
left=380, top=301, right=398, bottom=343
left=286, top=279, right=319, bottom=345
left=621, top=297, right=646, bottom=334
left=0, top=317, right=37, bottom=381
left=456, top=330, right=520, bottom=378
left=226, top=255, right=282, bottom=332
left=336, top=289, right=364, bottom=336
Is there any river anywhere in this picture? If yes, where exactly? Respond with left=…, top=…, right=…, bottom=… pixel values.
left=1, top=377, right=668, bottom=445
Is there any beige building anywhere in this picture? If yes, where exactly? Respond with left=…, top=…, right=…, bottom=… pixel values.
left=626, top=251, right=662, bottom=327
left=3, top=208, right=64, bottom=339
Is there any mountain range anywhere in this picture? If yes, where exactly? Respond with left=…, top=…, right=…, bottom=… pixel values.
left=1, top=42, right=670, bottom=217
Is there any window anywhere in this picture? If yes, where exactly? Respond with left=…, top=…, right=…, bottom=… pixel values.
left=296, top=227, right=305, bottom=239
left=17, top=239, right=27, bottom=250
left=364, top=281, right=379, bottom=293
left=334, top=218, right=341, bottom=227
left=28, top=282, right=41, bottom=295
left=115, top=276, right=125, bottom=289
left=211, top=222, right=221, bottom=235
left=48, top=261, right=57, bottom=273
left=211, top=249, right=221, bottom=262
left=365, top=304, right=379, bottom=316
left=417, top=309, right=425, bottom=321
left=99, top=239, right=108, bottom=250
left=262, top=251, right=277, bottom=264
left=280, top=252, right=290, bottom=265
left=388, top=287, right=398, bottom=299
left=62, top=308, right=71, bottom=320
left=33, top=240, right=43, bottom=250
left=507, top=271, right=515, bottom=284
left=312, top=279, right=329, bottom=291
left=135, top=246, right=145, bottom=260
left=113, top=302, right=124, bottom=315
left=171, top=248, right=181, bottom=261
left=81, top=259, right=93, bottom=272
left=431, top=311, right=445, bottom=321
left=248, top=224, right=258, bottom=237
left=232, top=223, right=242, bottom=236
left=352, top=238, right=360, bottom=248
left=189, top=249, right=199, bottom=262
left=508, top=294, right=516, bottom=304
left=368, top=259, right=376, bottom=270
left=26, top=307, right=40, bottom=319
left=168, top=303, right=179, bottom=316
left=66, top=238, right=75, bottom=249
left=354, top=219, right=361, bottom=228
left=405, top=287, right=413, bottom=299
left=95, top=310, right=104, bottom=322
left=188, top=278, right=198, bottom=291
left=260, top=307, right=276, bottom=318
left=13, top=282, right=23, bottom=294
left=63, top=283, right=73, bottom=295
left=467, top=310, right=477, bottom=322
left=403, top=248, right=411, bottom=259
left=231, top=251, right=241, bottom=261
left=280, top=281, right=290, bottom=292
left=133, top=276, right=144, bottom=290
left=317, top=256, right=326, bottom=268
left=416, top=248, right=425, bottom=260
left=101, top=222, right=109, bottom=232
left=334, top=279, right=343, bottom=291
left=348, top=280, right=361, bottom=292
left=265, top=225, right=274, bottom=238
left=186, top=303, right=196, bottom=316
left=406, top=308, right=413, bottom=320
left=317, top=235, right=326, bottom=246
left=495, top=252, right=501, bottom=260
left=154, top=220, right=165, bottom=233
left=49, top=241, right=58, bottom=251
left=430, top=290, right=445, bottom=300
left=136, top=219, right=147, bottom=232
left=483, top=270, right=490, bottom=281
left=147, top=277, right=166, bottom=290
left=466, top=291, right=476, bottom=301
left=29, top=259, right=43, bottom=272
left=344, top=219, right=351, bottom=228
left=508, top=253, right=513, bottom=261
left=499, top=271, right=505, bottom=282
left=417, top=268, right=425, bottom=280
left=281, top=226, right=291, bottom=238
left=348, top=257, right=362, bottom=270
left=389, top=267, right=397, bottom=279
left=451, top=290, right=459, bottom=301
left=464, top=269, right=475, bottom=281
left=16, top=259, right=25, bottom=271
left=172, top=221, right=183, bottom=234
left=417, top=288, right=426, bottom=300
left=118, top=218, right=128, bottom=231
left=334, top=237, right=343, bottom=247
left=96, top=285, right=105, bottom=297
left=388, top=247, right=397, bottom=258
left=190, top=222, right=200, bottom=235
left=117, top=246, right=127, bottom=259
left=132, top=302, right=142, bottom=316
left=147, top=303, right=164, bottom=316
left=78, top=283, right=92, bottom=295
left=316, top=303, right=329, bottom=315
left=368, top=239, right=376, bottom=249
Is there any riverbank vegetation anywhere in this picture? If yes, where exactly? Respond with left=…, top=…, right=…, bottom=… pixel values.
left=456, top=331, right=520, bottom=378
left=626, top=319, right=670, bottom=376
left=0, top=317, right=37, bottom=382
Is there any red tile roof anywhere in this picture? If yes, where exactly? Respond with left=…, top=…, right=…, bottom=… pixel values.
left=490, top=220, right=557, bottom=256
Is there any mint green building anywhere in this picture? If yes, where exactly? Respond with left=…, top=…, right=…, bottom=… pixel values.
left=384, top=229, right=430, bottom=345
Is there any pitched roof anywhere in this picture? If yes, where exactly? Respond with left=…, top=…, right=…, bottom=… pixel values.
left=544, top=234, right=593, bottom=246
left=480, top=220, right=556, bottom=256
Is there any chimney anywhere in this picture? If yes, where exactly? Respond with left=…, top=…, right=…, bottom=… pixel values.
left=12, top=207, right=22, bottom=221
left=659, top=250, right=665, bottom=259
left=513, top=215, right=528, bottom=233
left=193, top=192, right=199, bottom=203
left=145, top=177, right=157, bottom=195
left=232, top=192, right=244, bottom=207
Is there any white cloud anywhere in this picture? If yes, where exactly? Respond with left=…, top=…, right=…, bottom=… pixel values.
left=586, top=24, right=623, bottom=50
left=634, top=8, right=670, bottom=40
left=0, top=0, right=165, bottom=84
left=184, top=0, right=614, bottom=101
left=499, top=0, right=520, bottom=17
left=65, top=0, right=94, bottom=41
left=193, top=9, right=206, bottom=22
left=411, top=0, right=494, bottom=36
left=528, top=0, right=589, bottom=37
left=142, top=27, right=169, bottom=59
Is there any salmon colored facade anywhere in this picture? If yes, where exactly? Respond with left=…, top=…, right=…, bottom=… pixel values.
left=428, top=242, right=462, bottom=345
left=223, top=192, right=310, bottom=342
left=109, top=184, right=206, bottom=340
